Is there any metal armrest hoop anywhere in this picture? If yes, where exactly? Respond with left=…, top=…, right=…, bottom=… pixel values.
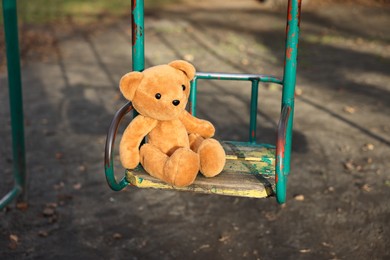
left=104, top=102, right=133, bottom=191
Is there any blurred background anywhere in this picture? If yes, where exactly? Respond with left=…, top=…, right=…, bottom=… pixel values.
left=1, top=0, right=389, bottom=259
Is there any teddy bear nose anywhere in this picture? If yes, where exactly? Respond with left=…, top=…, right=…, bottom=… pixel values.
left=172, top=100, right=180, bottom=106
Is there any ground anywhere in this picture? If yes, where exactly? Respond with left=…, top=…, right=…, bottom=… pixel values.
left=1, top=0, right=390, bottom=259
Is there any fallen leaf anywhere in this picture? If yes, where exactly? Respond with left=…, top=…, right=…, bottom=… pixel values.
left=42, top=207, right=55, bottom=217
left=361, top=184, right=372, bottom=192
left=16, top=202, right=29, bottom=211
left=8, top=234, right=18, bottom=249
left=265, top=212, right=278, bottom=221
left=9, top=234, right=19, bottom=243
left=73, top=183, right=82, bottom=190
left=294, top=194, right=305, bottom=201
left=241, top=58, right=249, bottom=66
left=343, top=160, right=355, bottom=171
left=78, top=165, right=87, bottom=172
left=219, top=234, right=230, bottom=243
left=38, top=230, right=49, bottom=237
left=295, top=88, right=303, bottom=96
left=184, top=54, right=194, bottom=62
left=322, top=242, right=333, bottom=248
left=46, top=202, right=58, bottom=208
left=113, top=233, right=122, bottom=239
left=363, top=143, right=374, bottom=151
left=343, top=106, right=356, bottom=114
left=53, top=182, right=65, bottom=190
left=55, top=152, right=63, bottom=160
left=370, top=127, right=379, bottom=132
left=198, top=244, right=210, bottom=250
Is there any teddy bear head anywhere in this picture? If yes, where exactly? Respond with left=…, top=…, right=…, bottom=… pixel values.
left=120, top=60, right=196, bottom=121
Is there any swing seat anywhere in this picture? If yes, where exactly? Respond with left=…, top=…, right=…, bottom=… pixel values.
left=105, top=79, right=292, bottom=204
left=126, top=141, right=275, bottom=198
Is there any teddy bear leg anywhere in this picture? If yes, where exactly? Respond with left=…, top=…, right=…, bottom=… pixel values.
left=164, top=148, right=200, bottom=187
left=140, top=143, right=169, bottom=182
left=141, top=144, right=200, bottom=187
left=190, top=135, right=226, bottom=177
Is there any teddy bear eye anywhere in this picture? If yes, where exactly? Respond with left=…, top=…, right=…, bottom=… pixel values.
left=155, top=93, right=161, bottom=99
left=182, top=85, right=186, bottom=91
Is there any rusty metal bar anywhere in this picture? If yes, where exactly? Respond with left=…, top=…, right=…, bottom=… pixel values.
left=104, top=102, right=133, bottom=191
left=276, top=105, right=291, bottom=204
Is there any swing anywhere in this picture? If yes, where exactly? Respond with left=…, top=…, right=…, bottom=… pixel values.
left=104, top=0, right=302, bottom=204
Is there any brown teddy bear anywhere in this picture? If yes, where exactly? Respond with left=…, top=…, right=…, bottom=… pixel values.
left=119, top=60, right=226, bottom=187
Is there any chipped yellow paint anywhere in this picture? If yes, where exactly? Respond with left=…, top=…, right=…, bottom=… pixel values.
left=126, top=168, right=273, bottom=198
left=225, top=153, right=274, bottom=162
left=210, top=186, right=273, bottom=198
left=223, top=159, right=274, bottom=175
left=127, top=172, right=171, bottom=190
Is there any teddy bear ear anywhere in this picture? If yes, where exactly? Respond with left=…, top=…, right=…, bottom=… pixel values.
left=119, top=71, right=143, bottom=101
left=168, top=60, right=196, bottom=80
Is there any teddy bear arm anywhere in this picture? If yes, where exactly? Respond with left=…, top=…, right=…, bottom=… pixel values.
left=119, top=116, right=157, bottom=169
left=179, top=111, right=215, bottom=138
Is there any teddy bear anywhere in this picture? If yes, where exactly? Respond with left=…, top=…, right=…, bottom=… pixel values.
left=119, top=60, right=226, bottom=187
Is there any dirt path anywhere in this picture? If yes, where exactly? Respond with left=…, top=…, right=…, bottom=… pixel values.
left=1, top=1, right=389, bottom=259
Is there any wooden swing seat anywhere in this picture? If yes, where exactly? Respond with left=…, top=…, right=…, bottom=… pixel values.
left=126, top=141, right=275, bottom=198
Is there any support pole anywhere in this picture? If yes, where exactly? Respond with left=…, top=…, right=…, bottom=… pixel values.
left=249, top=79, right=259, bottom=144
left=0, top=0, right=27, bottom=209
left=131, top=0, right=145, bottom=118
left=276, top=0, right=302, bottom=204
left=131, top=0, right=144, bottom=72
left=281, top=0, right=301, bottom=175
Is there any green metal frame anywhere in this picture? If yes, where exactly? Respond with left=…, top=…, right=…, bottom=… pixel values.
left=190, top=73, right=283, bottom=143
left=277, top=0, right=302, bottom=203
left=0, top=0, right=27, bottom=210
left=104, top=0, right=302, bottom=204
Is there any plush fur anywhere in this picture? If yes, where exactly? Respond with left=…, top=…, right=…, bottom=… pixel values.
left=119, top=60, right=226, bottom=187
